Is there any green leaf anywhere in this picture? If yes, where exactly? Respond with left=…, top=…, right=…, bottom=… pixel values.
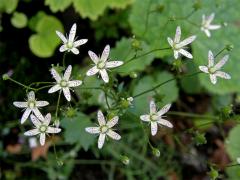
left=129, top=0, right=193, bottom=58
left=0, top=0, right=18, bottom=14
left=28, top=15, right=63, bottom=58
left=61, top=112, right=95, bottom=151
left=11, top=12, right=28, bottom=29
left=73, top=0, right=133, bottom=20
left=45, top=0, right=72, bottom=12
left=28, top=11, right=46, bottom=31
left=132, top=71, right=178, bottom=114
left=110, top=37, right=154, bottom=76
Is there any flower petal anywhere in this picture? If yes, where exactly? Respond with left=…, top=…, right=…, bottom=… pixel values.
left=176, top=35, right=196, bottom=48
left=204, top=29, right=211, bottom=37
left=151, top=122, right=158, bottom=136
left=73, top=39, right=88, bottom=47
left=206, top=13, right=215, bottom=25
left=68, top=80, right=82, bottom=87
left=39, top=133, right=46, bottom=146
left=69, top=23, right=76, bottom=43
left=157, top=104, right=171, bottom=116
left=99, top=69, right=109, bottom=83
left=208, top=50, right=214, bottom=67
left=30, top=114, right=41, bottom=127
left=167, top=37, right=173, bottom=47
left=210, top=74, right=217, bottom=84
left=214, top=55, right=229, bottom=70
left=21, top=108, right=32, bottom=124
left=174, top=50, right=179, bottom=59
left=107, top=116, right=118, bottom=128
left=36, top=101, right=49, bottom=107
left=199, top=66, right=209, bottom=73
left=157, top=119, right=173, bottom=128
left=24, top=129, right=40, bottom=136
left=215, top=71, right=231, bottom=79
left=85, top=127, right=100, bottom=134
left=208, top=25, right=221, bottom=30
left=88, top=51, right=99, bottom=64
left=107, top=130, right=121, bottom=140
left=98, top=133, right=106, bottom=149
left=27, top=91, right=35, bottom=101
left=59, top=45, right=68, bottom=52
left=150, top=100, right=156, bottom=113
left=101, top=44, right=110, bottom=62
left=97, top=110, right=106, bottom=126
left=13, top=101, right=28, bottom=108
left=56, top=31, right=67, bottom=43
left=86, top=66, right=99, bottom=76
left=46, top=127, right=61, bottom=134
left=174, top=26, right=181, bottom=43
left=33, top=108, right=44, bottom=121
left=105, top=61, right=123, bottom=68
left=178, top=49, right=193, bottom=59
left=44, top=113, right=51, bottom=126
left=63, top=87, right=71, bottom=101
left=48, top=84, right=61, bottom=93
left=140, top=115, right=150, bottom=122
left=50, top=68, right=61, bottom=82
left=64, top=65, right=72, bottom=81
left=71, top=47, right=79, bottom=55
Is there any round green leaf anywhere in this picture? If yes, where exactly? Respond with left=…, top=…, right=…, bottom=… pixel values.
left=11, top=12, right=28, bottom=29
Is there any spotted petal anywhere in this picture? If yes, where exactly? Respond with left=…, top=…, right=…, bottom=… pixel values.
left=215, top=71, right=231, bottom=79
left=105, top=61, right=123, bottom=68
left=51, top=68, right=61, bottom=82
left=158, top=104, right=171, bottom=116
left=63, top=87, right=71, bottom=101
left=69, top=23, right=76, bottom=43
left=140, top=115, right=150, bottom=122
left=174, top=26, right=181, bottom=43
left=106, top=116, right=118, bottom=128
left=101, top=45, right=110, bottom=62
left=21, top=108, right=32, bottom=124
left=199, top=66, right=209, bottom=73
left=149, top=100, right=156, bottom=113
left=214, top=55, right=229, bottom=70
left=56, top=31, right=67, bottom=43
left=47, top=127, right=61, bottom=134
left=86, top=66, right=99, bottom=76
left=85, top=127, right=100, bottom=134
left=39, top=133, right=46, bottom=146
left=48, top=84, right=61, bottom=93
left=107, top=130, right=121, bottom=140
left=64, top=65, right=72, bottom=81
left=208, top=50, right=214, bottom=67
left=210, top=74, right=217, bottom=84
left=176, top=35, right=196, bottom=48
left=98, top=133, right=106, bottom=149
left=27, top=91, right=35, bottom=101
left=73, top=39, right=88, bottom=47
left=97, top=110, right=106, bottom=126
left=88, top=51, right=99, bottom=64
left=13, top=101, right=28, bottom=108
left=167, top=37, right=173, bottom=47
left=178, top=49, right=193, bottom=59
left=24, top=129, right=40, bottom=136
left=68, top=80, right=82, bottom=87
left=30, top=114, right=41, bottom=127
left=151, top=122, right=158, bottom=136
left=99, top=69, right=109, bottom=83
left=32, top=108, right=44, bottom=121
left=71, top=47, right=79, bottom=55
left=157, top=119, right=173, bottom=128
left=36, top=101, right=49, bottom=107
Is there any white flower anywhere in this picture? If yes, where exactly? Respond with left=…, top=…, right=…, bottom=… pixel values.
left=167, top=26, right=196, bottom=59
left=201, top=13, right=221, bottom=37
left=24, top=113, right=61, bottom=146
left=86, top=45, right=123, bottom=83
left=48, top=65, right=82, bottom=101
left=13, top=91, right=48, bottom=124
left=199, top=50, right=231, bottom=84
left=85, top=110, right=121, bottom=149
left=140, top=101, right=173, bottom=136
left=56, top=23, right=88, bottom=55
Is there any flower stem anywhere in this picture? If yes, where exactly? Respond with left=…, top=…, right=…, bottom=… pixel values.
left=214, top=46, right=227, bottom=58
left=62, top=52, right=67, bottom=68
left=133, top=71, right=202, bottom=98
left=7, top=77, right=36, bottom=91
left=55, top=91, right=62, bottom=118
left=123, top=47, right=171, bottom=66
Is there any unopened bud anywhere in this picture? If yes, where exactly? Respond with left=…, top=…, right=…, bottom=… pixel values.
left=152, top=148, right=160, bottom=157
left=130, top=72, right=138, bottom=78
left=226, top=44, right=234, bottom=51
left=120, top=155, right=130, bottom=165
left=2, top=74, right=9, bottom=80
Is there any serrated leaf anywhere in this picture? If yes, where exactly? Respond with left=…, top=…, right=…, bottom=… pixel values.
left=132, top=71, right=178, bottom=114
left=61, top=112, right=95, bottom=151
left=110, top=37, right=154, bottom=76
left=45, top=0, right=72, bottom=12
left=28, top=15, right=63, bottom=58
left=73, top=0, right=133, bottom=20
left=11, top=12, right=28, bottom=29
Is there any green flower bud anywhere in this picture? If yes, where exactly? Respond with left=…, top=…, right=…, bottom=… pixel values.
left=120, top=155, right=130, bottom=165
left=130, top=72, right=138, bottom=78
left=66, top=107, right=77, bottom=118
left=193, top=132, right=207, bottom=146
left=226, top=44, right=234, bottom=51
left=155, top=4, right=165, bottom=13
left=193, top=0, right=202, bottom=10
left=152, top=148, right=161, bottom=157
left=208, top=167, right=219, bottom=180
left=2, top=73, right=9, bottom=80
left=131, top=38, right=142, bottom=51
left=57, top=160, right=64, bottom=166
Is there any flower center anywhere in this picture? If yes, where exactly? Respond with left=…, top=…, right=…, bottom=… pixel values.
left=66, top=42, right=73, bottom=49
left=100, top=125, right=108, bottom=133
left=208, top=67, right=216, bottom=74
left=97, top=61, right=105, bottom=69
left=60, top=80, right=68, bottom=87
left=150, top=114, right=158, bottom=121
left=28, top=101, right=35, bottom=108
left=39, top=125, right=47, bottom=133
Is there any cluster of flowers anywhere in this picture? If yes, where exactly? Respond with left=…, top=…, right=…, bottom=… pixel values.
left=13, top=13, right=230, bottom=149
